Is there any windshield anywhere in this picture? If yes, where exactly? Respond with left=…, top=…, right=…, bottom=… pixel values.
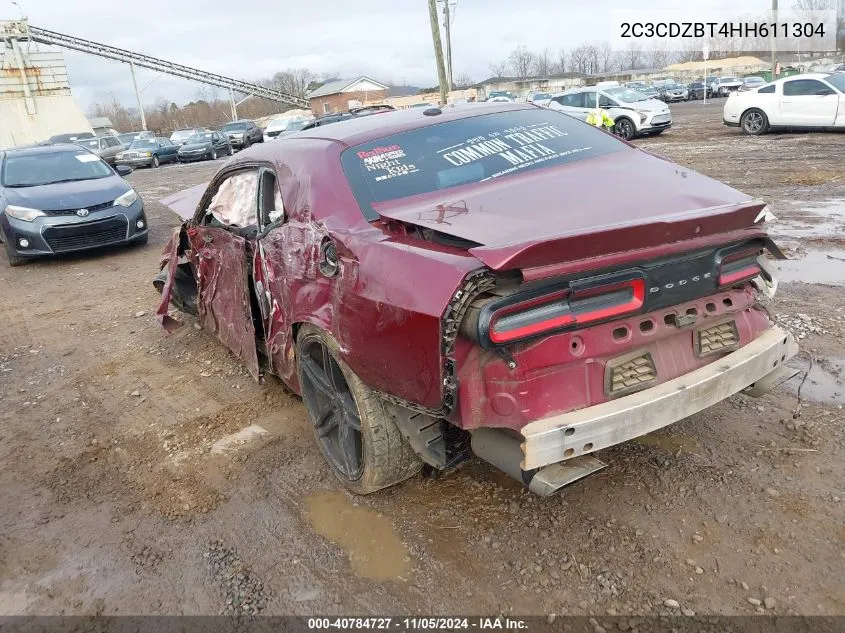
left=341, top=109, right=626, bottom=221
left=824, top=73, right=845, bottom=92
left=129, top=140, right=157, bottom=149
left=187, top=133, right=214, bottom=143
left=530, top=93, right=552, bottom=100
left=77, top=139, right=102, bottom=150
left=688, top=83, right=703, bottom=88
left=2, top=150, right=112, bottom=187
left=605, top=87, right=649, bottom=102
left=286, top=119, right=310, bottom=131
left=723, top=77, right=740, bottom=83
left=118, top=134, right=137, bottom=144
left=745, top=77, right=764, bottom=83
left=222, top=122, right=248, bottom=131
left=170, top=130, right=194, bottom=140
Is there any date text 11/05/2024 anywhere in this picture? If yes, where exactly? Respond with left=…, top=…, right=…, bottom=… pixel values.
left=307, top=617, right=528, bottom=630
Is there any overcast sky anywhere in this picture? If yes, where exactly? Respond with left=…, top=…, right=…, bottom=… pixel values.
left=12, top=0, right=770, bottom=109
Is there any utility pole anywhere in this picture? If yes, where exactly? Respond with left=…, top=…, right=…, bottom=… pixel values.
left=229, top=87, right=238, bottom=121
left=428, top=0, right=448, bottom=105
left=771, top=0, right=778, bottom=81
left=442, top=0, right=453, bottom=91
left=129, top=62, right=147, bottom=131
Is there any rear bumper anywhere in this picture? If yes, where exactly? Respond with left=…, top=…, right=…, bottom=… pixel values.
left=519, top=326, right=797, bottom=470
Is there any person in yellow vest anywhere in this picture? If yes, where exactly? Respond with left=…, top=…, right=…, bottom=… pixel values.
left=585, top=107, right=615, bottom=131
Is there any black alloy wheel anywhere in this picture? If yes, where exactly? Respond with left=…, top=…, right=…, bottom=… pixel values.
left=298, top=335, right=364, bottom=480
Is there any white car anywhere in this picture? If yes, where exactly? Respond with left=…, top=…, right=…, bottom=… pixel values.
left=548, top=86, right=671, bottom=140
left=723, top=72, right=845, bottom=135
left=526, top=91, right=553, bottom=107
left=710, top=77, right=743, bottom=97
left=263, top=117, right=314, bottom=142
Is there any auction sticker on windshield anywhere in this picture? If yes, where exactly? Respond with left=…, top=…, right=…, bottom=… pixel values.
left=342, top=109, right=624, bottom=220
left=75, top=154, right=101, bottom=163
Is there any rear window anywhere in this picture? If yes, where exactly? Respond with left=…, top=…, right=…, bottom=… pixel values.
left=341, top=109, right=626, bottom=221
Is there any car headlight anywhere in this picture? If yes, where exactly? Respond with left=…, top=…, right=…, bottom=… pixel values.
left=5, top=204, right=45, bottom=222
left=142, top=151, right=152, bottom=157
left=113, top=189, right=138, bottom=207
left=636, top=110, right=649, bottom=123
left=116, top=153, right=125, bottom=160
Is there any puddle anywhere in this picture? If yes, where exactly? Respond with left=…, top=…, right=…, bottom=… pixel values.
left=772, top=198, right=845, bottom=239
left=784, top=358, right=845, bottom=405
left=633, top=433, right=697, bottom=453
left=776, top=249, right=845, bottom=286
left=304, top=491, right=411, bottom=581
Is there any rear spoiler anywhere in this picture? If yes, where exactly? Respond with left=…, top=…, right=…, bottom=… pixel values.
left=468, top=201, right=769, bottom=275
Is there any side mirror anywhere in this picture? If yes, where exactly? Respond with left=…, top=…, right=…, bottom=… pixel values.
left=116, top=165, right=133, bottom=177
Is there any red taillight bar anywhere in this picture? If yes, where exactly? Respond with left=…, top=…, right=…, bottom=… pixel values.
left=489, top=277, right=645, bottom=344
left=719, top=263, right=761, bottom=286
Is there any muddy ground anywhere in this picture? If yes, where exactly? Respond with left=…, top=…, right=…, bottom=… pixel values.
left=1, top=101, right=843, bottom=618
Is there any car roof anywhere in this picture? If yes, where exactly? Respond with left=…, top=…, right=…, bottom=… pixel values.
left=294, top=102, right=535, bottom=147
left=2, top=143, right=86, bottom=157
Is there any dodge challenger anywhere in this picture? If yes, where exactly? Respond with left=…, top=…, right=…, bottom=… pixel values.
left=155, top=102, right=797, bottom=495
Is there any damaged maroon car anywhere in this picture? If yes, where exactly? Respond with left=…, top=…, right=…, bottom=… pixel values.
left=156, top=102, right=797, bottom=495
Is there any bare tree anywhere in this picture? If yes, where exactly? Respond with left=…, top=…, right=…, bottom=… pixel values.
left=508, top=46, right=536, bottom=78
left=597, top=41, right=614, bottom=73
left=533, top=48, right=552, bottom=77
left=265, top=68, right=316, bottom=97
left=647, top=47, right=672, bottom=70
left=488, top=60, right=509, bottom=77
left=453, top=73, right=475, bottom=88
left=569, top=43, right=591, bottom=74
left=552, top=48, right=568, bottom=75
left=620, top=44, right=643, bottom=70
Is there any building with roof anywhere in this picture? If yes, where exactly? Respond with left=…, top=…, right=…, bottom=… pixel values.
left=473, top=73, right=586, bottom=100
left=306, top=76, right=390, bottom=116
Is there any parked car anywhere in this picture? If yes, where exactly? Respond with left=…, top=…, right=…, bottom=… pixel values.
left=153, top=103, right=797, bottom=497
left=638, top=86, right=660, bottom=100
left=221, top=120, right=263, bottom=149
left=657, top=83, right=689, bottom=102
left=115, top=137, right=180, bottom=168
left=739, top=76, right=767, bottom=92
left=486, top=96, right=514, bottom=103
left=711, top=77, right=743, bottom=97
left=170, top=128, right=207, bottom=146
left=723, top=72, right=845, bottom=135
left=46, top=132, right=95, bottom=144
left=527, top=92, right=553, bottom=107
left=177, top=131, right=233, bottom=162
left=299, top=106, right=397, bottom=132
left=72, top=135, right=126, bottom=165
left=486, top=90, right=515, bottom=101
left=624, top=81, right=649, bottom=91
left=117, top=131, right=155, bottom=146
left=263, top=117, right=314, bottom=142
left=548, top=86, right=671, bottom=139
left=0, top=144, right=146, bottom=266
left=687, top=82, right=706, bottom=100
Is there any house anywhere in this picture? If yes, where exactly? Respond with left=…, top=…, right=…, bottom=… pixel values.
left=306, top=77, right=390, bottom=116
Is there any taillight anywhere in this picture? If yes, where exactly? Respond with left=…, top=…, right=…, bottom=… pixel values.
left=718, top=248, right=762, bottom=286
left=488, top=274, right=645, bottom=345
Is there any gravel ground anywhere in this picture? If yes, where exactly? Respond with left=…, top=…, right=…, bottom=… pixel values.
left=0, top=101, right=843, bottom=617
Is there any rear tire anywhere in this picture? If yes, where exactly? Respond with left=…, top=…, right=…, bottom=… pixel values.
left=296, top=324, right=422, bottom=494
left=741, top=108, right=769, bottom=135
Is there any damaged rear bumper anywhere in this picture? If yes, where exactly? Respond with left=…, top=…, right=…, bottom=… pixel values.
left=520, top=326, right=798, bottom=471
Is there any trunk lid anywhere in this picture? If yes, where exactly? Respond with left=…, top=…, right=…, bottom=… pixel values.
left=373, top=151, right=766, bottom=271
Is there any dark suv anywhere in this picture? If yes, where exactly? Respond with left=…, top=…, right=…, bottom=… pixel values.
left=300, top=105, right=396, bottom=131
left=221, top=120, right=263, bottom=150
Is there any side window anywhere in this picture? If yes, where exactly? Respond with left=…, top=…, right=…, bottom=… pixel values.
left=783, top=79, right=828, bottom=96
left=758, top=84, right=775, bottom=94
left=100, top=138, right=108, bottom=150
left=259, top=170, right=284, bottom=227
left=557, top=93, right=583, bottom=107
left=204, top=170, right=260, bottom=228
left=583, top=92, right=598, bottom=108
left=598, top=94, right=614, bottom=108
